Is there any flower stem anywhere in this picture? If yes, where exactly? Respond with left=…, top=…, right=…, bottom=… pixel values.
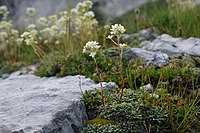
left=116, top=37, right=125, bottom=101
left=93, top=57, right=105, bottom=106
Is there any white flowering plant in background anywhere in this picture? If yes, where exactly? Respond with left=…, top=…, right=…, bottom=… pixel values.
left=0, top=6, right=21, bottom=62
left=26, top=7, right=36, bottom=18
left=24, top=0, right=98, bottom=48
left=70, top=0, right=98, bottom=43
left=15, top=0, right=99, bottom=66
left=0, top=6, right=9, bottom=20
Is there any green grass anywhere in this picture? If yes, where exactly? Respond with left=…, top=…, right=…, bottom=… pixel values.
left=115, top=0, right=200, bottom=38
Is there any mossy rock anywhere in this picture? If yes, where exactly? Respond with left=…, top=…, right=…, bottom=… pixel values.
left=86, top=118, right=118, bottom=126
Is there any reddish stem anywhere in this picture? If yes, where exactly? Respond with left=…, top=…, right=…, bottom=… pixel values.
left=93, top=57, right=105, bottom=106
left=116, top=37, right=125, bottom=101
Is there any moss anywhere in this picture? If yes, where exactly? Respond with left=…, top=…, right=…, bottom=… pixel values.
left=83, top=88, right=200, bottom=132
left=86, top=118, right=118, bottom=126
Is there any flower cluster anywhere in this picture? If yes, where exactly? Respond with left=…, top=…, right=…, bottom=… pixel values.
left=107, top=24, right=127, bottom=48
left=109, top=24, right=126, bottom=38
left=48, top=15, right=58, bottom=24
left=20, top=0, right=98, bottom=48
left=21, top=32, right=36, bottom=46
left=0, top=21, right=12, bottom=31
left=83, top=41, right=100, bottom=57
left=0, top=6, right=9, bottom=19
left=26, top=7, right=36, bottom=17
left=0, top=20, right=19, bottom=45
left=37, top=17, right=48, bottom=26
left=0, top=6, right=21, bottom=61
left=71, top=1, right=98, bottom=35
left=27, top=24, right=38, bottom=37
left=0, top=6, right=7, bottom=14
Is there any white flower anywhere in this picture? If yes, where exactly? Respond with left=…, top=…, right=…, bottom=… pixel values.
left=110, top=24, right=126, bottom=37
left=48, top=15, right=58, bottom=24
left=42, top=28, right=53, bottom=36
left=0, top=21, right=12, bottom=30
left=71, top=9, right=79, bottom=16
left=26, top=7, right=35, bottom=17
left=91, top=19, right=98, bottom=26
left=16, top=38, right=23, bottom=45
left=11, top=29, right=19, bottom=37
left=107, top=35, right=113, bottom=40
left=119, top=43, right=127, bottom=48
left=60, top=11, right=68, bottom=17
left=0, top=6, right=8, bottom=14
left=21, top=31, right=36, bottom=45
left=27, top=24, right=36, bottom=31
left=83, top=11, right=95, bottom=20
left=55, top=40, right=60, bottom=45
left=76, top=3, right=86, bottom=13
left=30, top=29, right=38, bottom=37
left=51, top=25, right=60, bottom=32
left=44, top=40, right=48, bottom=44
left=0, top=6, right=9, bottom=19
left=0, top=32, right=8, bottom=40
left=83, top=41, right=100, bottom=57
left=37, top=17, right=48, bottom=26
left=134, top=8, right=140, bottom=14
left=58, top=17, right=67, bottom=28
left=89, top=52, right=96, bottom=57
left=21, top=32, right=31, bottom=38
left=84, top=1, right=93, bottom=9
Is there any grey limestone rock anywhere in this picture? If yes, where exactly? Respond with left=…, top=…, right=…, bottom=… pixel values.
left=0, top=74, right=116, bottom=133
left=124, top=48, right=169, bottom=67
left=139, top=34, right=200, bottom=57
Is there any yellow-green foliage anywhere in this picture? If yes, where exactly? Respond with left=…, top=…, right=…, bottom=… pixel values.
left=86, top=118, right=118, bottom=126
